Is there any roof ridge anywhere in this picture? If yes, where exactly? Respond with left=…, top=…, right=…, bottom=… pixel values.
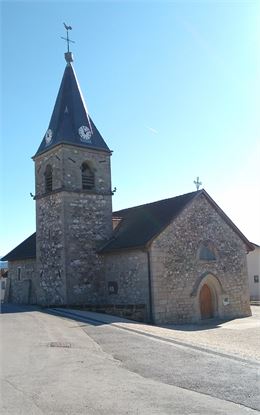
left=102, top=190, right=202, bottom=253
left=113, top=190, right=201, bottom=215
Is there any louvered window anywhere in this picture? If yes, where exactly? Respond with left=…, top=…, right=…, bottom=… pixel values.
left=81, top=162, right=94, bottom=190
left=45, top=164, right=53, bottom=192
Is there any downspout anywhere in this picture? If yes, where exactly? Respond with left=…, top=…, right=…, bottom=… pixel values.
left=146, top=249, right=154, bottom=324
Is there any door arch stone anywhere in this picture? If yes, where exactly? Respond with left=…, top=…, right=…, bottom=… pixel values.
left=191, top=272, right=226, bottom=321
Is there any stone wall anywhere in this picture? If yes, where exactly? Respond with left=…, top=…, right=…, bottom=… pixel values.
left=2, top=278, right=10, bottom=303
left=7, top=259, right=37, bottom=304
left=103, top=250, right=150, bottom=321
left=150, top=193, right=251, bottom=324
left=35, top=144, right=113, bottom=306
left=64, top=191, right=111, bottom=305
left=36, top=192, right=66, bottom=305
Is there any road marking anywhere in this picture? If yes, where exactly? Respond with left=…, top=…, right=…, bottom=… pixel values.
left=49, top=341, right=71, bottom=348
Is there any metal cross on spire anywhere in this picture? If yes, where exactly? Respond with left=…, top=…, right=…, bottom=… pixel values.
left=194, top=177, right=202, bottom=191
left=61, top=22, right=75, bottom=53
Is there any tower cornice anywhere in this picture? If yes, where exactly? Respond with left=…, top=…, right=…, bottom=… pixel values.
left=33, top=140, right=112, bottom=161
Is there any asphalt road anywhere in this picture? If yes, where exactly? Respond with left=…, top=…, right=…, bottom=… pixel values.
left=1, top=304, right=259, bottom=415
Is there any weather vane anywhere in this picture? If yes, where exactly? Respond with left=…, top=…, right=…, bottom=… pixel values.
left=61, top=22, right=75, bottom=53
left=194, top=177, right=202, bottom=191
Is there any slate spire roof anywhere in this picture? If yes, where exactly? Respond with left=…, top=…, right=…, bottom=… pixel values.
left=34, top=59, right=110, bottom=157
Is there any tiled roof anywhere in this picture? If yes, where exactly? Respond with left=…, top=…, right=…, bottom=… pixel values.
left=34, top=63, right=110, bottom=157
left=2, top=233, right=36, bottom=261
left=3, top=190, right=254, bottom=261
left=101, top=191, right=199, bottom=252
left=101, top=189, right=254, bottom=253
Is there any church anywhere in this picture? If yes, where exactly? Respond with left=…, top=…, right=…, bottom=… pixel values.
left=2, top=45, right=253, bottom=324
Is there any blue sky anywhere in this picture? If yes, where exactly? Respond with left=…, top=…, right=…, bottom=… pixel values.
left=1, top=0, right=260, bottom=255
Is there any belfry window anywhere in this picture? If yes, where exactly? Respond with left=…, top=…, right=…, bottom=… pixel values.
left=45, top=164, right=53, bottom=193
left=81, top=162, right=94, bottom=190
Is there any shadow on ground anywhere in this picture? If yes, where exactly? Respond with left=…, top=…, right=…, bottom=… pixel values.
left=1, top=303, right=237, bottom=332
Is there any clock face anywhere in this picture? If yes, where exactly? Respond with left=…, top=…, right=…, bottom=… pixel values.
left=78, top=125, right=92, bottom=142
left=45, top=129, right=53, bottom=145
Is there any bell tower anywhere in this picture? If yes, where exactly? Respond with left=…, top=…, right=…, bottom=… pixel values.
left=33, top=45, right=113, bottom=306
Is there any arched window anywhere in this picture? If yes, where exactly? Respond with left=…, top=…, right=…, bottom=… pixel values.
left=198, top=241, right=217, bottom=261
left=81, top=162, right=94, bottom=190
left=45, top=164, right=53, bottom=192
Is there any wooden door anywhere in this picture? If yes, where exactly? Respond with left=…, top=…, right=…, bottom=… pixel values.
left=199, top=284, right=213, bottom=319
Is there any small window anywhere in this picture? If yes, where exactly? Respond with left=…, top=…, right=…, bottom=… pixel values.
left=81, top=162, right=94, bottom=190
left=45, top=164, right=53, bottom=192
left=108, top=281, right=118, bottom=295
left=254, top=275, right=259, bottom=283
left=198, top=241, right=216, bottom=261
left=17, top=267, right=21, bottom=281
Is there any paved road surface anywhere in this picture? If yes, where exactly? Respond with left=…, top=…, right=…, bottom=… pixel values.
left=1, top=304, right=259, bottom=414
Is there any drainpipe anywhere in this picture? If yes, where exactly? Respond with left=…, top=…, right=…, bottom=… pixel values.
left=146, top=249, right=154, bottom=324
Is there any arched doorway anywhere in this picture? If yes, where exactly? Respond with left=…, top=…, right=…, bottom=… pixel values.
left=191, top=273, right=225, bottom=321
left=199, top=284, right=213, bottom=319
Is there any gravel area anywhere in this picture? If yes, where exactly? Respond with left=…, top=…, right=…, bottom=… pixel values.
left=116, top=306, right=260, bottom=362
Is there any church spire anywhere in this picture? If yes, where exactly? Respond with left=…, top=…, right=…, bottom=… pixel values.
left=34, top=27, right=110, bottom=157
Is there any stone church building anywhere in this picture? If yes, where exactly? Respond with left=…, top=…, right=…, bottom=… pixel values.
left=3, top=49, right=254, bottom=324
